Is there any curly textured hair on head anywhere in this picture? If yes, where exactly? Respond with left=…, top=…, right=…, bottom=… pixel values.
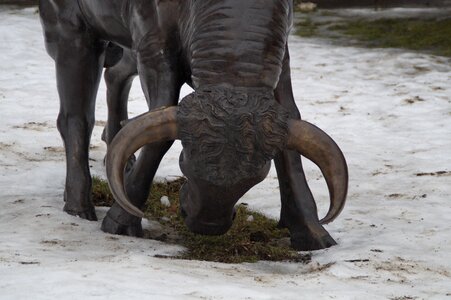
left=178, top=86, right=289, bottom=186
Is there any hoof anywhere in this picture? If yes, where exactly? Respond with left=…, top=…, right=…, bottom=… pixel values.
left=101, top=213, right=143, bottom=237
left=64, top=205, right=98, bottom=221
left=290, top=231, right=337, bottom=251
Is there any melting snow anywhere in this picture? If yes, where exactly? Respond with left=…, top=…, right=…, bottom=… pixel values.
left=0, top=7, right=450, bottom=300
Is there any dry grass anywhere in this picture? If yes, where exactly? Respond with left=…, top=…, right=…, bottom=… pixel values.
left=92, top=176, right=310, bottom=263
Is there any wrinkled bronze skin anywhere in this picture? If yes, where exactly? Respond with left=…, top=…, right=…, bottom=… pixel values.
left=39, top=0, right=346, bottom=250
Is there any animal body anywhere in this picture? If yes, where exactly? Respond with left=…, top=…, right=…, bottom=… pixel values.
left=39, top=0, right=348, bottom=250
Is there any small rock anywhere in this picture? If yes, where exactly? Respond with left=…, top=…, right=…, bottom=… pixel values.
left=160, top=196, right=170, bottom=207
left=246, top=215, right=254, bottom=222
left=298, top=2, right=317, bottom=13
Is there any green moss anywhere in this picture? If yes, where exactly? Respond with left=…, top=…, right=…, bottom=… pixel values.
left=295, top=18, right=319, bottom=37
left=92, top=177, right=309, bottom=264
left=92, top=176, right=115, bottom=207
left=292, top=13, right=451, bottom=57
left=319, top=11, right=338, bottom=17
left=330, top=18, right=451, bottom=57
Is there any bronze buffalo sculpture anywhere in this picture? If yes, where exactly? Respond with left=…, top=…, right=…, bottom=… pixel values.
left=39, top=0, right=348, bottom=250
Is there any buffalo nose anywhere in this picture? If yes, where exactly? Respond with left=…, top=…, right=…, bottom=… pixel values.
left=185, top=219, right=232, bottom=236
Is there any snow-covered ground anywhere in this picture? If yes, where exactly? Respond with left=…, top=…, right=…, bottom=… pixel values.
left=1, top=7, right=450, bottom=300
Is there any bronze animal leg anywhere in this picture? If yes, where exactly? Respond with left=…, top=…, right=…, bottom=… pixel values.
left=102, top=48, right=138, bottom=147
left=274, top=46, right=337, bottom=250
left=40, top=0, right=107, bottom=221
left=101, top=41, right=182, bottom=236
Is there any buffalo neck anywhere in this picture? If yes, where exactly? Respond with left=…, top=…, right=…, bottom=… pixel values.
left=182, top=0, right=292, bottom=89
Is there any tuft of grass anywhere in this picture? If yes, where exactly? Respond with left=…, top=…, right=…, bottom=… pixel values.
left=295, top=18, right=319, bottom=37
left=329, top=18, right=451, bottom=57
left=92, top=176, right=115, bottom=207
left=92, top=176, right=309, bottom=264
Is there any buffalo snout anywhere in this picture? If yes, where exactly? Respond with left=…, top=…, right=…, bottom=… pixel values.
left=179, top=181, right=237, bottom=236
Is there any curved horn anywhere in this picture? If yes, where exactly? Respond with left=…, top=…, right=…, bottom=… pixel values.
left=106, top=107, right=179, bottom=218
left=286, top=119, right=348, bottom=224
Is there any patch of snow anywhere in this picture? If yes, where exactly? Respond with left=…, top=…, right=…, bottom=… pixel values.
left=0, top=7, right=450, bottom=300
left=160, top=196, right=171, bottom=207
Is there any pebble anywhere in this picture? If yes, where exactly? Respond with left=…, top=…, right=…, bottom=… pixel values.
left=160, top=196, right=170, bottom=207
left=298, top=2, right=317, bottom=13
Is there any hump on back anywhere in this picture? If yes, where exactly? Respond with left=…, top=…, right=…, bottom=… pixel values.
left=187, top=0, right=292, bottom=89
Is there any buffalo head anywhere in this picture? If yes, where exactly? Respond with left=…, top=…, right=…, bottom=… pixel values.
left=177, top=87, right=288, bottom=234
left=105, top=86, right=347, bottom=236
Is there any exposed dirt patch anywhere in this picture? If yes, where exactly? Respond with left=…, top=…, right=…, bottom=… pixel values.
left=390, top=296, right=419, bottom=300
left=43, top=146, right=64, bottom=153
left=387, top=193, right=406, bottom=199
left=18, top=261, right=40, bottom=265
left=404, top=96, right=426, bottom=104
left=0, top=142, right=14, bottom=149
left=41, top=240, right=59, bottom=245
left=12, top=150, right=45, bottom=162
left=12, top=121, right=53, bottom=131
left=415, top=171, right=451, bottom=176
left=40, top=239, right=84, bottom=249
